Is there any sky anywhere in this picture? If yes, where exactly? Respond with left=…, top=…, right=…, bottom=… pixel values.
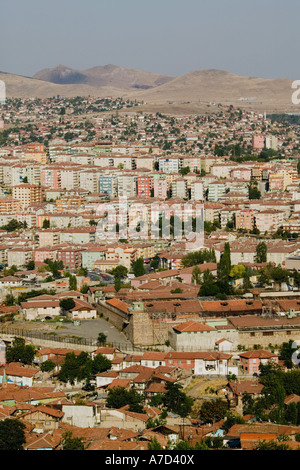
left=1, top=0, right=300, bottom=79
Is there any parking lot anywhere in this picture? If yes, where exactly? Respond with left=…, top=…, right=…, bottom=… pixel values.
left=56, top=317, right=132, bottom=347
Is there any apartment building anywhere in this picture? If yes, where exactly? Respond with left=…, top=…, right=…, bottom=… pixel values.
left=137, top=176, right=153, bottom=198
left=12, top=184, right=45, bottom=208
left=235, top=209, right=256, bottom=231
left=0, top=197, right=22, bottom=214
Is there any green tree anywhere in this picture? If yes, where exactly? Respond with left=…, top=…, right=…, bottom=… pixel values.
left=68, top=274, right=77, bottom=291
left=0, top=419, right=26, bottom=450
left=114, top=276, right=122, bottom=292
left=192, top=265, right=202, bottom=285
left=162, top=382, right=193, bottom=418
left=4, top=293, right=15, bottom=306
left=132, top=257, right=145, bottom=277
left=257, top=439, right=291, bottom=450
left=198, top=269, right=220, bottom=297
left=26, top=260, right=35, bottom=271
left=111, top=265, right=128, bottom=279
left=6, top=337, right=36, bottom=365
left=60, top=298, right=76, bottom=311
left=58, top=352, right=92, bottom=385
left=256, top=242, right=267, bottom=263
left=92, top=354, right=111, bottom=374
left=147, top=437, right=163, bottom=450
left=40, top=359, right=56, bottom=372
left=199, top=399, right=228, bottom=424
left=62, top=431, right=84, bottom=450
left=42, top=219, right=50, bottom=229
left=217, top=242, right=231, bottom=283
left=106, top=386, right=145, bottom=413
left=97, top=332, right=107, bottom=345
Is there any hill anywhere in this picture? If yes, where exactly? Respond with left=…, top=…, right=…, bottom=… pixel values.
left=123, top=69, right=296, bottom=112
left=33, top=63, right=173, bottom=90
left=0, top=67, right=298, bottom=114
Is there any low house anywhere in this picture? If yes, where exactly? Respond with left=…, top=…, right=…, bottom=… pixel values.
left=98, top=408, right=150, bottom=432
left=215, top=338, right=233, bottom=352
left=225, top=380, right=264, bottom=411
left=0, top=276, right=23, bottom=288
left=19, top=404, right=64, bottom=432
left=238, top=350, right=279, bottom=375
left=0, top=384, right=66, bottom=406
left=0, top=363, right=41, bottom=387
left=224, top=423, right=300, bottom=450
left=62, top=403, right=100, bottom=428
left=24, top=431, right=62, bottom=450
left=164, top=351, right=236, bottom=376
left=92, top=347, right=116, bottom=361
left=140, top=352, right=167, bottom=368
left=20, top=297, right=61, bottom=321
left=95, top=370, right=119, bottom=389
left=69, top=299, right=97, bottom=320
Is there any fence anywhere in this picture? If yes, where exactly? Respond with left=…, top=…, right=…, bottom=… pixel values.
left=0, top=325, right=166, bottom=354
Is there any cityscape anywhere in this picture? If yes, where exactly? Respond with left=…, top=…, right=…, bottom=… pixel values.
left=1, top=0, right=300, bottom=455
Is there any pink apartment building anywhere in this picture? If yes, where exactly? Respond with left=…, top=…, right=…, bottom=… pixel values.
left=254, top=209, right=285, bottom=233
left=252, top=135, right=265, bottom=150
left=42, top=167, right=61, bottom=190
left=154, top=179, right=168, bottom=199
left=235, top=209, right=256, bottom=231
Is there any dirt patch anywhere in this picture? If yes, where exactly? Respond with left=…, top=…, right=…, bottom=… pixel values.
left=184, top=377, right=228, bottom=399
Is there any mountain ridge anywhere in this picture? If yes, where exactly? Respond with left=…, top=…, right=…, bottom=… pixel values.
left=0, top=65, right=298, bottom=113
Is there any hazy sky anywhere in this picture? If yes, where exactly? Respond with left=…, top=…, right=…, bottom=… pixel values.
left=1, top=0, right=299, bottom=79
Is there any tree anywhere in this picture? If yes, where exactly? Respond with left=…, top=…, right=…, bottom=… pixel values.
left=97, top=332, right=107, bottom=345
left=80, top=284, right=89, bottom=294
left=191, top=266, right=202, bottom=285
left=1, top=219, right=23, bottom=232
left=0, top=419, right=26, bottom=450
left=162, top=382, right=193, bottom=418
left=181, top=249, right=216, bottom=268
left=217, top=242, right=231, bottom=284
left=59, top=298, right=75, bottom=311
left=132, top=257, right=145, bottom=277
left=147, top=437, right=163, bottom=450
left=114, top=276, right=122, bottom=292
left=257, top=439, right=291, bottom=450
left=68, top=274, right=77, bottom=291
left=58, top=352, right=92, bottom=385
left=256, top=242, right=267, bottom=263
left=111, top=265, right=128, bottom=279
left=106, top=386, right=145, bottom=413
left=62, top=431, right=84, bottom=450
left=92, top=354, right=111, bottom=374
left=42, top=219, right=50, bottom=229
left=6, top=337, right=36, bottom=365
left=199, top=399, right=228, bottom=424
left=4, top=293, right=15, bottom=306
left=40, top=359, right=56, bottom=372
left=248, top=183, right=261, bottom=200
left=44, top=259, right=64, bottom=278
left=198, top=270, right=220, bottom=297
left=26, top=260, right=35, bottom=271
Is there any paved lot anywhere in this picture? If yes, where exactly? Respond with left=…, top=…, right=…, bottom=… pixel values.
left=57, top=318, right=132, bottom=347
